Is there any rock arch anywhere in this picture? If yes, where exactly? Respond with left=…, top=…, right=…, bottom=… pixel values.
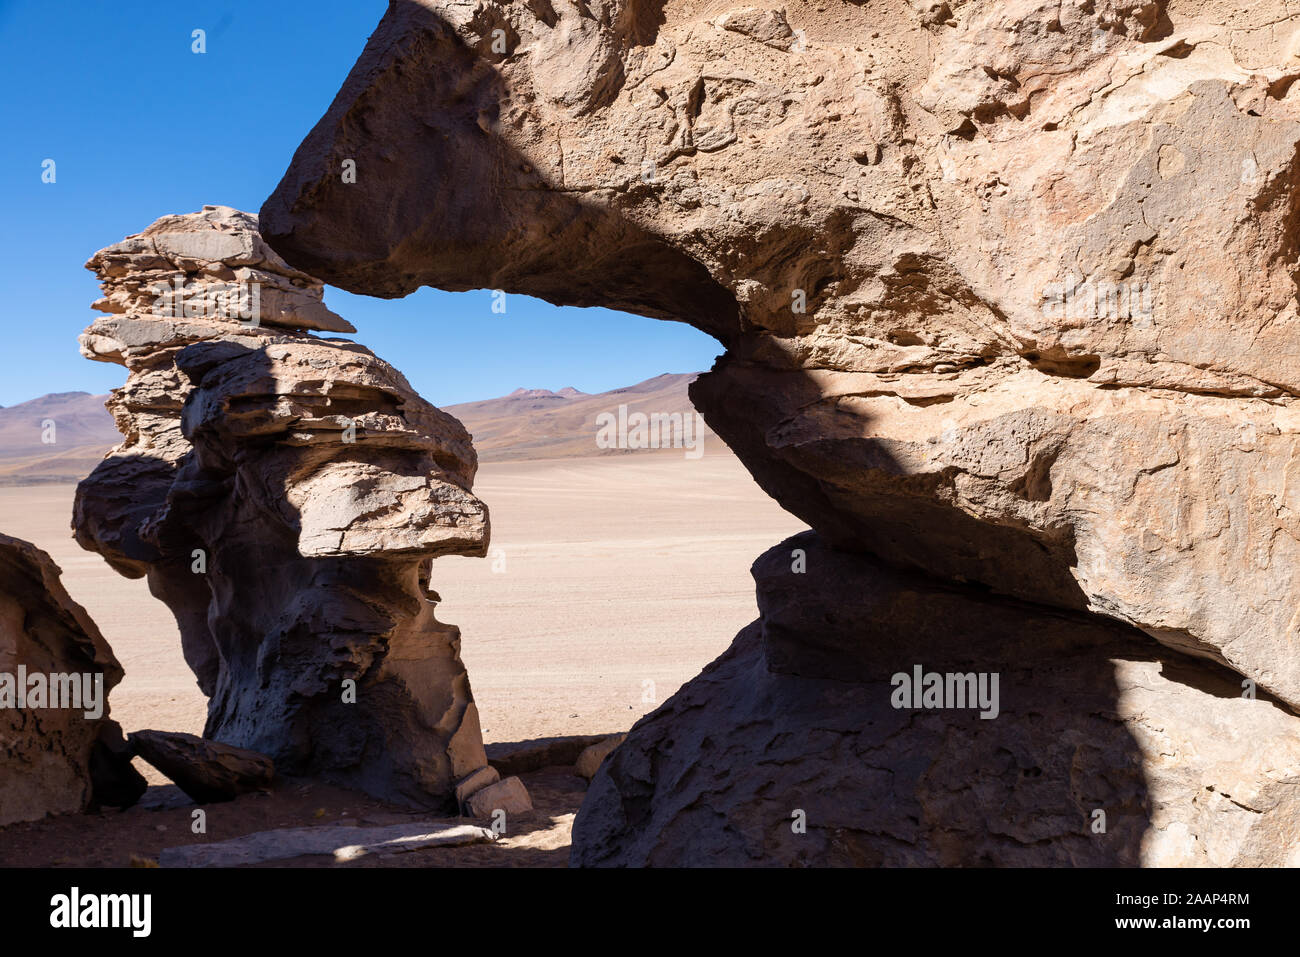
left=256, top=0, right=1300, bottom=864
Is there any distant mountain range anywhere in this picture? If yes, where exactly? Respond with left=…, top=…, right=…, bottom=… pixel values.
left=0, top=373, right=715, bottom=484
left=0, top=392, right=124, bottom=485
left=443, top=372, right=714, bottom=462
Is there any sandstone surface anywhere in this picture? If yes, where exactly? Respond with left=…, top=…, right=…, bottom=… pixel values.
left=261, top=0, right=1300, bottom=705
left=574, top=533, right=1300, bottom=866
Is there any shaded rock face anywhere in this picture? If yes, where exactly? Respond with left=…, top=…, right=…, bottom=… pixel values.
left=0, top=534, right=142, bottom=824
left=74, top=206, right=492, bottom=809
left=259, top=1, right=1300, bottom=861
left=574, top=534, right=1300, bottom=867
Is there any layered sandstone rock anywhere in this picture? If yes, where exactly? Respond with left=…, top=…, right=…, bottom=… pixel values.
left=259, top=0, right=1300, bottom=862
left=0, top=534, right=144, bottom=824
left=74, top=207, right=494, bottom=810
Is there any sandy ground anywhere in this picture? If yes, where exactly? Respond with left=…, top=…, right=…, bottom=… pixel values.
left=0, top=451, right=805, bottom=807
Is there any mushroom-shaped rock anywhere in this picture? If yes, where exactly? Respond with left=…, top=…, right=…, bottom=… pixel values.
left=74, top=209, right=493, bottom=810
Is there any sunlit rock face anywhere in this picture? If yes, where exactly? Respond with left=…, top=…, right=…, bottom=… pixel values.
left=261, top=0, right=1300, bottom=862
left=74, top=207, right=493, bottom=809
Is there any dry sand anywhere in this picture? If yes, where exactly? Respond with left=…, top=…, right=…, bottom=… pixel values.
left=0, top=450, right=806, bottom=756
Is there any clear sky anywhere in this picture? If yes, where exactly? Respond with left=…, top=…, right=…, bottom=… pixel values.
left=0, top=0, right=721, bottom=408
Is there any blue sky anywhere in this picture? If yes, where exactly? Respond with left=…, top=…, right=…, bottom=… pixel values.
left=0, top=0, right=721, bottom=408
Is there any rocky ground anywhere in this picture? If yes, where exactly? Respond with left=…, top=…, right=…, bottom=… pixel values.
left=0, top=766, right=583, bottom=868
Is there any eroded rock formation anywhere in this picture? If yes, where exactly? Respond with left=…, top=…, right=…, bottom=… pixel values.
left=0, top=534, right=143, bottom=824
left=259, top=0, right=1300, bottom=863
left=74, top=206, right=496, bottom=809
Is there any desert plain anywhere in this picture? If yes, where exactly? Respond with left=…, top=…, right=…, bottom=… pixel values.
left=0, top=450, right=806, bottom=783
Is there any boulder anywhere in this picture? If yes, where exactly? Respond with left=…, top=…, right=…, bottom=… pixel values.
left=464, top=777, right=533, bottom=819
left=454, top=765, right=500, bottom=810
left=572, top=533, right=1300, bottom=867
left=574, top=735, right=625, bottom=782
left=485, top=734, right=616, bottom=777
left=129, top=730, right=273, bottom=804
left=0, top=534, right=140, bottom=824
left=88, top=720, right=148, bottom=810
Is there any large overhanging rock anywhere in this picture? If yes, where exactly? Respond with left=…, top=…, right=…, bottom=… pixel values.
left=74, top=207, right=493, bottom=809
left=259, top=0, right=1300, bottom=860
left=0, top=534, right=144, bottom=824
left=260, top=0, right=1300, bottom=708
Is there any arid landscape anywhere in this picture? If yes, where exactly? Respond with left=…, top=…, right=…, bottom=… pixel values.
left=0, top=372, right=717, bottom=484
left=0, top=393, right=123, bottom=486
left=5, top=1, right=1300, bottom=920
left=0, top=375, right=802, bottom=866
left=0, top=443, right=801, bottom=763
